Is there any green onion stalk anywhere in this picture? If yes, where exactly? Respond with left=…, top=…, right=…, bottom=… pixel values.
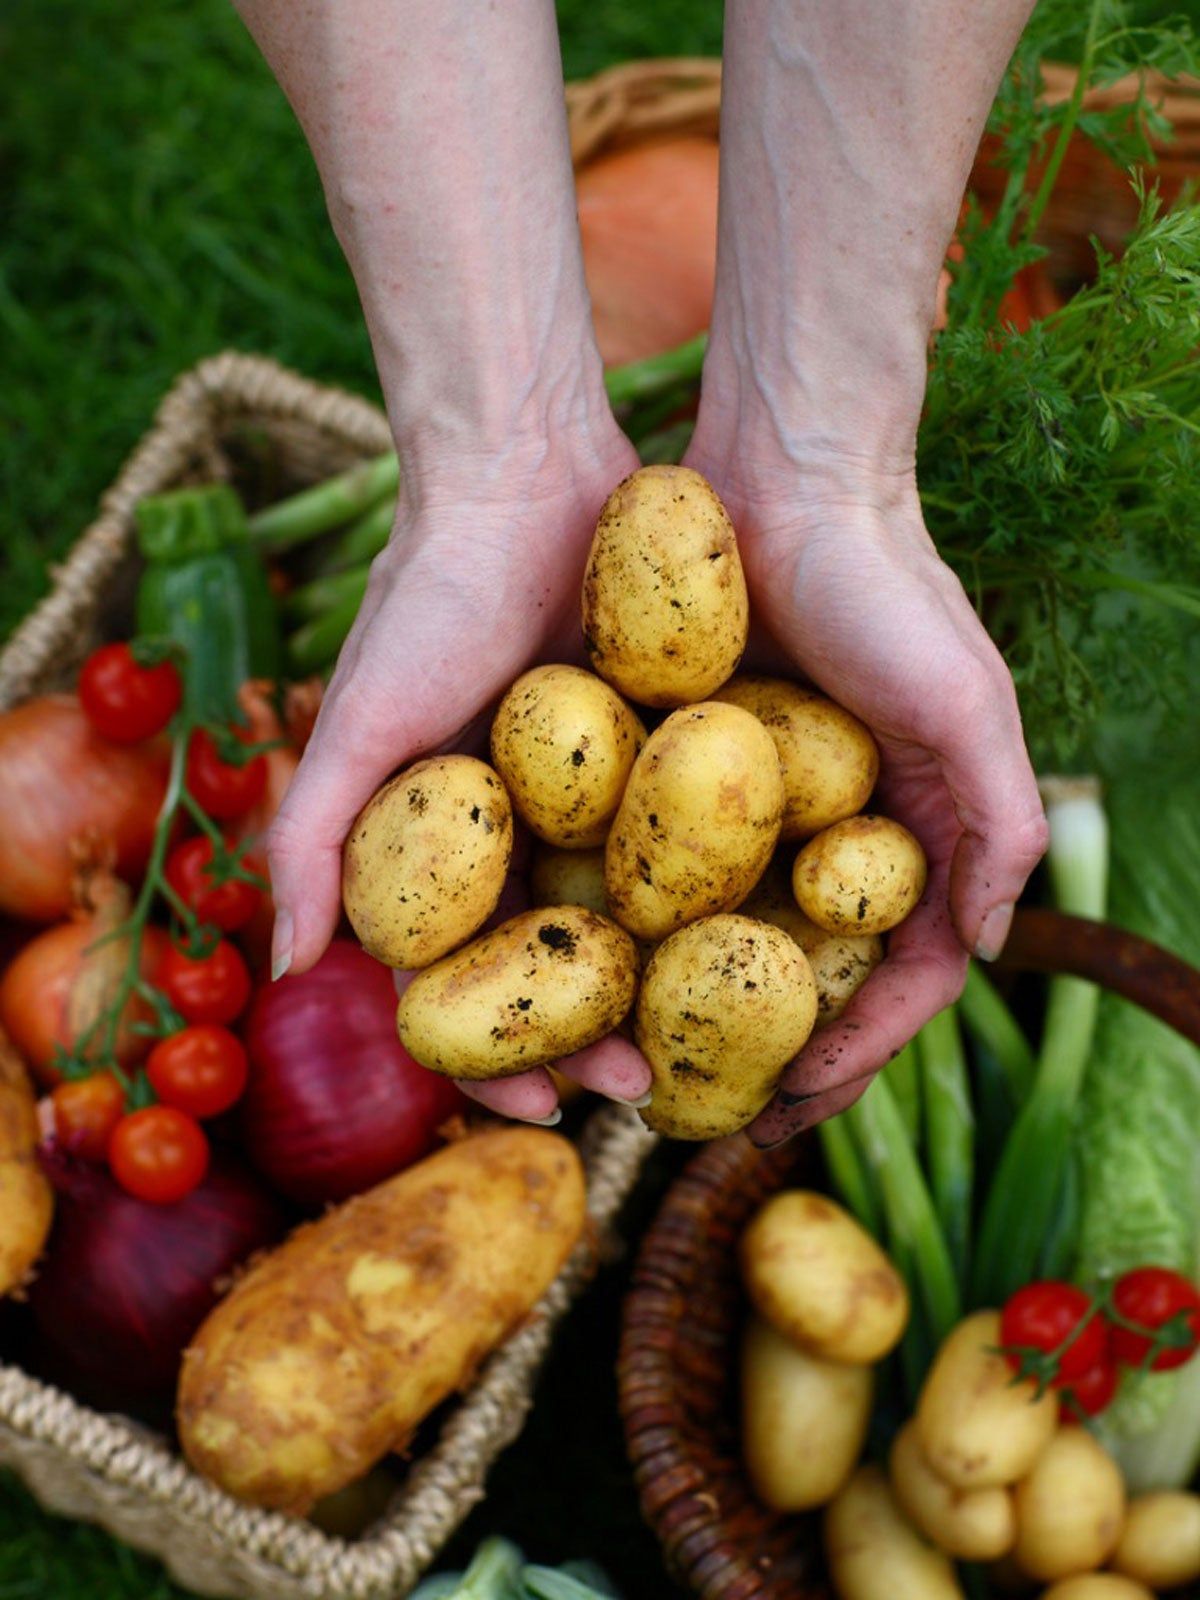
left=971, top=776, right=1109, bottom=1307
left=916, top=1007, right=975, bottom=1286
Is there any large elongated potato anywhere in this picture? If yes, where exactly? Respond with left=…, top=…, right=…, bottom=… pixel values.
left=178, top=1126, right=585, bottom=1512
left=0, top=1030, right=52, bottom=1297
left=636, top=916, right=816, bottom=1139
left=582, top=465, right=749, bottom=706
left=606, top=703, right=784, bottom=941
left=890, top=1419, right=1017, bottom=1561
left=713, top=677, right=879, bottom=839
left=794, top=814, right=928, bottom=937
left=1111, top=1490, right=1200, bottom=1589
left=397, top=906, right=638, bottom=1079
left=742, top=1314, right=872, bottom=1511
left=739, top=1189, right=908, bottom=1364
left=825, top=1465, right=964, bottom=1600
left=490, top=665, right=645, bottom=848
left=342, top=756, right=512, bottom=968
left=1012, top=1430, right=1126, bottom=1582
left=916, top=1312, right=1057, bottom=1489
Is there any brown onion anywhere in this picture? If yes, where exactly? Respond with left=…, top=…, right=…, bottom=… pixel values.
left=0, top=695, right=169, bottom=922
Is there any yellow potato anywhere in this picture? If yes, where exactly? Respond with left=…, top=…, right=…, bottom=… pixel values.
left=712, top=676, right=879, bottom=839
left=1013, top=1430, right=1126, bottom=1582
left=825, top=1464, right=964, bottom=1600
left=739, top=1189, right=908, bottom=1364
left=178, top=1126, right=585, bottom=1513
left=342, top=755, right=512, bottom=968
left=916, top=1312, right=1057, bottom=1490
left=1111, top=1490, right=1200, bottom=1589
left=396, top=905, right=638, bottom=1079
left=530, top=844, right=609, bottom=917
left=0, top=1030, right=52, bottom=1297
left=793, top=814, right=928, bottom=937
left=742, top=1314, right=872, bottom=1512
left=605, top=702, right=784, bottom=941
left=1037, top=1578, right=1154, bottom=1600
left=890, top=1419, right=1017, bottom=1562
left=635, top=915, right=816, bottom=1140
left=581, top=465, right=749, bottom=707
left=490, top=665, right=645, bottom=848
left=740, top=858, right=883, bottom=1023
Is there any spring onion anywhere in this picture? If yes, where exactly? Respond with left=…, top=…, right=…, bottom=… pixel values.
left=916, top=1007, right=974, bottom=1284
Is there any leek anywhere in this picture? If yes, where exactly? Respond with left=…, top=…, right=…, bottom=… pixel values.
left=916, top=1008, right=974, bottom=1284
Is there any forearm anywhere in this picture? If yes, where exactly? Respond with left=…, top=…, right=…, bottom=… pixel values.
left=696, top=0, right=1035, bottom=478
left=232, top=0, right=610, bottom=493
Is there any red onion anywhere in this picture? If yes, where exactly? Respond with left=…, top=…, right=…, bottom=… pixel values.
left=26, top=1145, right=285, bottom=1413
left=241, top=941, right=463, bottom=1206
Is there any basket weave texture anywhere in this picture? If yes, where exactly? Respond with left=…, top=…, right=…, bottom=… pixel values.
left=0, top=350, right=659, bottom=1599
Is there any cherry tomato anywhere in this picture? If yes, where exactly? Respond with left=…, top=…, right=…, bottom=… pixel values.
left=50, top=1073, right=126, bottom=1162
left=1111, top=1267, right=1200, bottom=1372
left=185, top=727, right=267, bottom=821
left=164, top=836, right=261, bottom=934
left=79, top=643, right=182, bottom=744
left=1000, top=1280, right=1110, bottom=1387
left=160, top=939, right=252, bottom=1026
left=1059, top=1356, right=1120, bottom=1423
left=146, top=1025, right=248, bottom=1120
left=108, top=1105, right=209, bottom=1204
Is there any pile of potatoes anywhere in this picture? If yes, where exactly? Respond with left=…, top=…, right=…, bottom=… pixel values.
left=342, top=466, right=928, bottom=1140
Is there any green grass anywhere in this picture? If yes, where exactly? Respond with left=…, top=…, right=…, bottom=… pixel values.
left=0, top=0, right=722, bottom=643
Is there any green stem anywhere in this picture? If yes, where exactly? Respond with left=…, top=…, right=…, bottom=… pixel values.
left=248, top=454, right=400, bottom=552
left=283, top=563, right=371, bottom=624
left=310, top=495, right=394, bottom=576
left=818, top=1116, right=882, bottom=1237
left=883, top=1041, right=921, bottom=1145
left=602, top=334, right=708, bottom=408
left=958, top=964, right=1036, bottom=1103
left=1022, top=0, right=1103, bottom=248
left=917, top=1008, right=975, bottom=1285
left=287, top=588, right=367, bottom=676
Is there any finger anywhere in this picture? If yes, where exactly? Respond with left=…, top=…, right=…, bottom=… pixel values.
left=556, top=1034, right=653, bottom=1106
left=747, top=860, right=966, bottom=1148
left=750, top=1074, right=874, bottom=1148
left=454, top=1071, right=561, bottom=1124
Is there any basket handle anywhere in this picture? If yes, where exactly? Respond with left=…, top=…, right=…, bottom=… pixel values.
left=998, top=906, right=1200, bottom=1048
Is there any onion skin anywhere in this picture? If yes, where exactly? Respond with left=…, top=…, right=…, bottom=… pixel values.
left=0, top=696, right=169, bottom=922
left=240, top=941, right=464, bottom=1206
left=25, top=1145, right=285, bottom=1413
left=0, top=920, right=169, bottom=1087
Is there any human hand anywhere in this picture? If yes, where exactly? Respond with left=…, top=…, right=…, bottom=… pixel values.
left=682, top=444, right=1048, bottom=1146
left=267, top=425, right=652, bottom=1122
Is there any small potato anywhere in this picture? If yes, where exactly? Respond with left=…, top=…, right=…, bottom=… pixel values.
left=178, top=1126, right=585, bottom=1512
left=740, top=858, right=883, bottom=1023
left=794, top=814, right=927, bottom=937
left=0, top=1030, right=53, bottom=1297
left=582, top=465, right=749, bottom=706
left=916, top=1312, right=1057, bottom=1490
left=1111, top=1490, right=1200, bottom=1589
left=742, top=1314, right=872, bottom=1511
left=1037, top=1578, right=1154, bottom=1600
left=712, top=676, right=879, bottom=839
left=397, top=906, right=638, bottom=1079
left=1013, top=1430, right=1126, bottom=1582
left=530, top=845, right=609, bottom=918
left=490, top=665, right=645, bottom=848
left=739, top=1189, right=908, bottom=1364
left=635, top=916, right=816, bottom=1140
left=606, top=703, right=784, bottom=941
left=890, top=1419, right=1017, bottom=1562
left=342, top=756, right=512, bottom=969
left=825, top=1464, right=964, bottom=1600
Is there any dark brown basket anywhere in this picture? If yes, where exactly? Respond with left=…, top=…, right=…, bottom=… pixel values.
left=618, top=908, right=1200, bottom=1600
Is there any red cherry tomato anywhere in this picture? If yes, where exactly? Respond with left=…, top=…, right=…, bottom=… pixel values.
left=160, top=939, right=252, bottom=1026
left=1000, top=1280, right=1110, bottom=1387
left=1111, top=1267, right=1200, bottom=1373
left=147, top=1025, right=249, bottom=1120
left=50, top=1073, right=126, bottom=1162
left=164, top=836, right=261, bottom=934
left=108, top=1105, right=209, bottom=1204
left=185, top=727, right=267, bottom=821
left=1060, top=1356, right=1120, bottom=1423
left=79, top=643, right=181, bottom=744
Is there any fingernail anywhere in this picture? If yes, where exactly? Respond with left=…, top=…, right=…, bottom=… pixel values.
left=778, top=1090, right=817, bottom=1109
left=609, top=1090, right=653, bottom=1109
left=270, top=909, right=294, bottom=982
left=524, top=1108, right=563, bottom=1128
left=975, top=901, right=1015, bottom=962
left=749, top=1130, right=792, bottom=1151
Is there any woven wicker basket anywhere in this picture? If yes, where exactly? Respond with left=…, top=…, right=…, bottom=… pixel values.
left=618, top=910, right=1200, bottom=1600
left=0, top=350, right=659, bottom=1599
